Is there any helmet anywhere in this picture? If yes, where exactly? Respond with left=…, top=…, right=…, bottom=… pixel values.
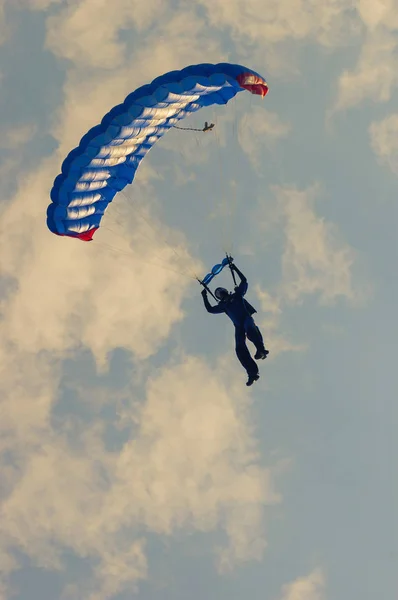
left=215, top=287, right=229, bottom=301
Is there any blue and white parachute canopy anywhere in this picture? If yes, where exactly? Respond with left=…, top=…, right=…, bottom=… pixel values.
left=47, top=62, right=268, bottom=242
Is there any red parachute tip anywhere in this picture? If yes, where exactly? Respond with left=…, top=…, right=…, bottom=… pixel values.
left=53, top=228, right=98, bottom=241
left=237, top=73, right=269, bottom=97
left=75, top=228, right=98, bottom=241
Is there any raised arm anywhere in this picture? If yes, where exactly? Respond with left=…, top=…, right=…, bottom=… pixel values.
left=231, top=264, right=248, bottom=296
left=201, top=289, right=225, bottom=314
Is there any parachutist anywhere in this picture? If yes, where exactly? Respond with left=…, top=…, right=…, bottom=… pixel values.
left=202, top=122, right=215, bottom=132
left=201, top=263, right=269, bottom=386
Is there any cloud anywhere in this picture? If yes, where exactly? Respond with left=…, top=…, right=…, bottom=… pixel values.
left=197, top=0, right=359, bottom=49
left=220, top=181, right=363, bottom=355
left=369, top=112, right=398, bottom=174
left=0, top=123, right=37, bottom=150
left=20, top=0, right=62, bottom=10
left=278, top=568, right=326, bottom=600
left=332, top=0, right=398, bottom=111
left=0, top=8, right=213, bottom=366
left=45, top=4, right=222, bottom=161
left=273, top=184, right=357, bottom=304
left=0, top=124, right=38, bottom=197
left=254, top=286, right=307, bottom=356
left=0, top=7, right=284, bottom=597
left=35, top=0, right=398, bottom=119
left=41, top=0, right=361, bottom=76
left=0, top=160, right=197, bottom=368
left=357, top=0, right=398, bottom=31
left=0, top=353, right=280, bottom=598
left=44, top=0, right=222, bottom=76
left=44, top=0, right=166, bottom=69
left=333, top=29, right=398, bottom=111
left=0, top=0, right=6, bottom=45
left=0, top=51, right=210, bottom=594
left=1, top=2, right=362, bottom=597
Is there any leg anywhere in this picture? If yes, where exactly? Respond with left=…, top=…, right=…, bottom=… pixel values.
left=235, top=325, right=259, bottom=379
left=245, top=317, right=269, bottom=359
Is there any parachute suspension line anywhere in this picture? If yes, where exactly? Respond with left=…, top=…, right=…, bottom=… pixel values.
left=212, top=106, right=237, bottom=258
left=100, top=205, right=184, bottom=272
left=187, top=127, right=220, bottom=250
left=90, top=239, right=196, bottom=280
left=248, top=90, right=287, bottom=193
left=91, top=197, right=202, bottom=282
left=173, top=130, right=216, bottom=231
left=225, top=253, right=237, bottom=287
left=212, top=107, right=229, bottom=254
left=119, top=189, right=195, bottom=279
left=120, top=189, right=187, bottom=274
left=225, top=180, right=238, bottom=257
left=175, top=131, right=229, bottom=257
left=224, top=96, right=239, bottom=258
left=92, top=225, right=160, bottom=265
left=197, top=277, right=218, bottom=301
left=246, top=91, right=289, bottom=188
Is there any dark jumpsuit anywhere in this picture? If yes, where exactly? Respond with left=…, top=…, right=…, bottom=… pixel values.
left=202, top=276, right=266, bottom=377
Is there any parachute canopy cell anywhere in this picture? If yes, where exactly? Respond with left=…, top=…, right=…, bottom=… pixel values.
left=47, top=63, right=268, bottom=242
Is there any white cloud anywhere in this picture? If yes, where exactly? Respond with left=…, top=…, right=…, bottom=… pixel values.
left=254, top=286, right=307, bottom=356
left=44, top=0, right=222, bottom=75
left=45, top=0, right=167, bottom=69
left=357, top=0, right=398, bottom=31
left=278, top=568, right=326, bottom=600
left=0, top=123, right=37, bottom=150
left=331, top=0, right=398, bottom=111
left=46, top=7, right=222, bottom=161
left=0, top=0, right=6, bottom=45
left=0, top=156, right=20, bottom=195
left=369, top=112, right=398, bottom=174
left=0, top=354, right=280, bottom=598
left=0, top=8, right=283, bottom=595
left=36, top=0, right=398, bottom=117
left=198, top=0, right=359, bottom=49
left=334, top=28, right=398, bottom=111
left=0, top=160, right=196, bottom=367
left=1, top=23, right=214, bottom=365
left=273, top=184, right=357, bottom=304
left=0, top=124, right=38, bottom=197
left=1, top=2, right=367, bottom=597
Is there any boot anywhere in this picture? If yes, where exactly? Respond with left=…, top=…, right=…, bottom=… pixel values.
left=246, top=373, right=260, bottom=386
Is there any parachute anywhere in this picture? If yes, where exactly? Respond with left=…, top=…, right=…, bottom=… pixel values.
left=47, top=63, right=268, bottom=241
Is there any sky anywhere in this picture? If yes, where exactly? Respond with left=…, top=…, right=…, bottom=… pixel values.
left=0, top=0, right=397, bottom=599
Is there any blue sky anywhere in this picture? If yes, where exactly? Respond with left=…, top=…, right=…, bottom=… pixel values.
left=0, top=1, right=397, bottom=599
